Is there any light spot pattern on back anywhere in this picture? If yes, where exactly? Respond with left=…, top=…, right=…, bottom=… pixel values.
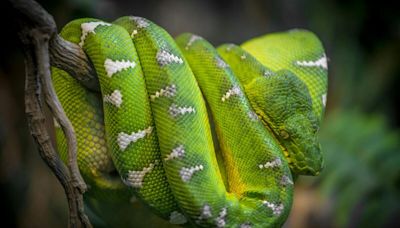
left=164, top=145, right=185, bottom=161
left=248, top=111, right=259, bottom=121
left=103, top=90, right=123, bottom=107
left=117, top=126, right=153, bottom=151
left=130, top=29, right=138, bottom=38
left=104, top=59, right=136, bottom=77
left=123, top=161, right=158, bottom=188
left=215, top=207, right=228, bottom=228
left=225, top=44, right=234, bottom=51
left=258, top=158, right=282, bottom=169
left=185, top=34, right=202, bottom=50
left=79, top=21, right=111, bottom=47
left=198, top=204, right=213, bottom=220
left=150, top=84, right=177, bottom=101
left=129, top=16, right=150, bottom=28
left=263, top=70, right=275, bottom=77
left=216, top=56, right=229, bottom=68
left=294, top=54, right=328, bottom=70
left=240, top=222, right=253, bottom=228
left=169, top=104, right=196, bottom=117
left=156, top=50, right=184, bottom=66
left=262, top=201, right=284, bottom=216
left=280, top=175, right=294, bottom=186
left=179, top=164, right=204, bottom=182
left=221, top=85, right=242, bottom=102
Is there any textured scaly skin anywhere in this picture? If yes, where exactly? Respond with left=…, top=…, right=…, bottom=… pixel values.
left=52, top=16, right=327, bottom=227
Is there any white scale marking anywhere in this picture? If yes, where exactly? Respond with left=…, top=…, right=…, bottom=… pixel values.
left=258, top=158, right=282, bottom=169
left=263, top=70, right=274, bottom=77
left=123, top=161, right=157, bottom=188
left=130, top=16, right=150, bottom=28
left=79, top=21, right=111, bottom=47
left=216, top=56, right=228, bottom=68
left=169, top=104, right=196, bottom=117
left=322, top=93, right=327, bottom=107
left=295, top=54, right=328, bottom=70
left=104, top=59, right=136, bottom=77
left=117, top=126, right=153, bottom=151
left=165, top=145, right=185, bottom=161
left=240, top=54, right=247, bottom=60
left=131, top=29, right=138, bottom=38
left=156, top=50, right=183, bottom=66
left=198, top=204, right=212, bottom=220
left=103, top=90, right=123, bottom=108
left=221, top=85, right=242, bottom=102
left=240, top=222, right=252, bottom=228
left=185, top=34, right=202, bottom=50
left=215, top=207, right=227, bottom=228
left=262, top=201, right=284, bottom=216
left=280, top=175, right=294, bottom=186
left=248, top=111, right=259, bottom=121
left=180, top=164, right=204, bottom=182
left=150, top=84, right=177, bottom=101
left=169, top=211, right=187, bottom=225
left=225, top=44, right=234, bottom=51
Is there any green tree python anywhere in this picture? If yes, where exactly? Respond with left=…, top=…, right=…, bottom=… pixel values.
left=52, top=16, right=327, bottom=227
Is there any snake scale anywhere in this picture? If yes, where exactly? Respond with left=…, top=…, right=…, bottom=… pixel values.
left=51, top=16, right=327, bottom=227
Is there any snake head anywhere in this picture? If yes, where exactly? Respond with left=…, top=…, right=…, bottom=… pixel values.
left=245, top=70, right=324, bottom=176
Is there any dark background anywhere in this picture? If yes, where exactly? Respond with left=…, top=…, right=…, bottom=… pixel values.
left=1, top=0, right=399, bottom=227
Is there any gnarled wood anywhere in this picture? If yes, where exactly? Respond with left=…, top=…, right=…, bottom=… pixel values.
left=8, top=0, right=95, bottom=227
left=50, top=35, right=99, bottom=91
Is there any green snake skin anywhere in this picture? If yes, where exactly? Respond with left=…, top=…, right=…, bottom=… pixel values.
left=52, top=16, right=327, bottom=227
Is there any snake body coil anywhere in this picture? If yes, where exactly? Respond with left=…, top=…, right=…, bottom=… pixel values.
left=52, top=16, right=327, bottom=227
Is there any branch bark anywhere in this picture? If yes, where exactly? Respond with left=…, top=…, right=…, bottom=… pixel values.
left=9, top=0, right=97, bottom=227
left=50, top=35, right=99, bottom=91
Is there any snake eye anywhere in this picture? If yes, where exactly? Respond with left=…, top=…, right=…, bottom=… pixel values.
left=280, top=130, right=290, bottom=139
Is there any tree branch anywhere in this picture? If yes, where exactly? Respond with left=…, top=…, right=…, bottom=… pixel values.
left=9, top=0, right=96, bottom=227
left=50, top=35, right=99, bottom=91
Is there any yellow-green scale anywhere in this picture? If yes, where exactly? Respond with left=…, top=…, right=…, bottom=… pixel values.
left=115, top=17, right=229, bottom=224
left=52, top=66, right=140, bottom=227
left=176, top=33, right=294, bottom=227
left=59, top=19, right=180, bottom=218
left=241, top=30, right=328, bottom=122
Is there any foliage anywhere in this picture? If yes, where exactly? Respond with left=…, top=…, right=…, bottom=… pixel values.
left=316, top=110, right=400, bottom=227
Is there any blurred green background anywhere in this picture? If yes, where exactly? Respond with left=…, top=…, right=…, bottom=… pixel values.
left=0, top=0, right=399, bottom=227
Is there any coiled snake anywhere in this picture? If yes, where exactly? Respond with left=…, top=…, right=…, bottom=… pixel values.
left=52, top=16, right=327, bottom=227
